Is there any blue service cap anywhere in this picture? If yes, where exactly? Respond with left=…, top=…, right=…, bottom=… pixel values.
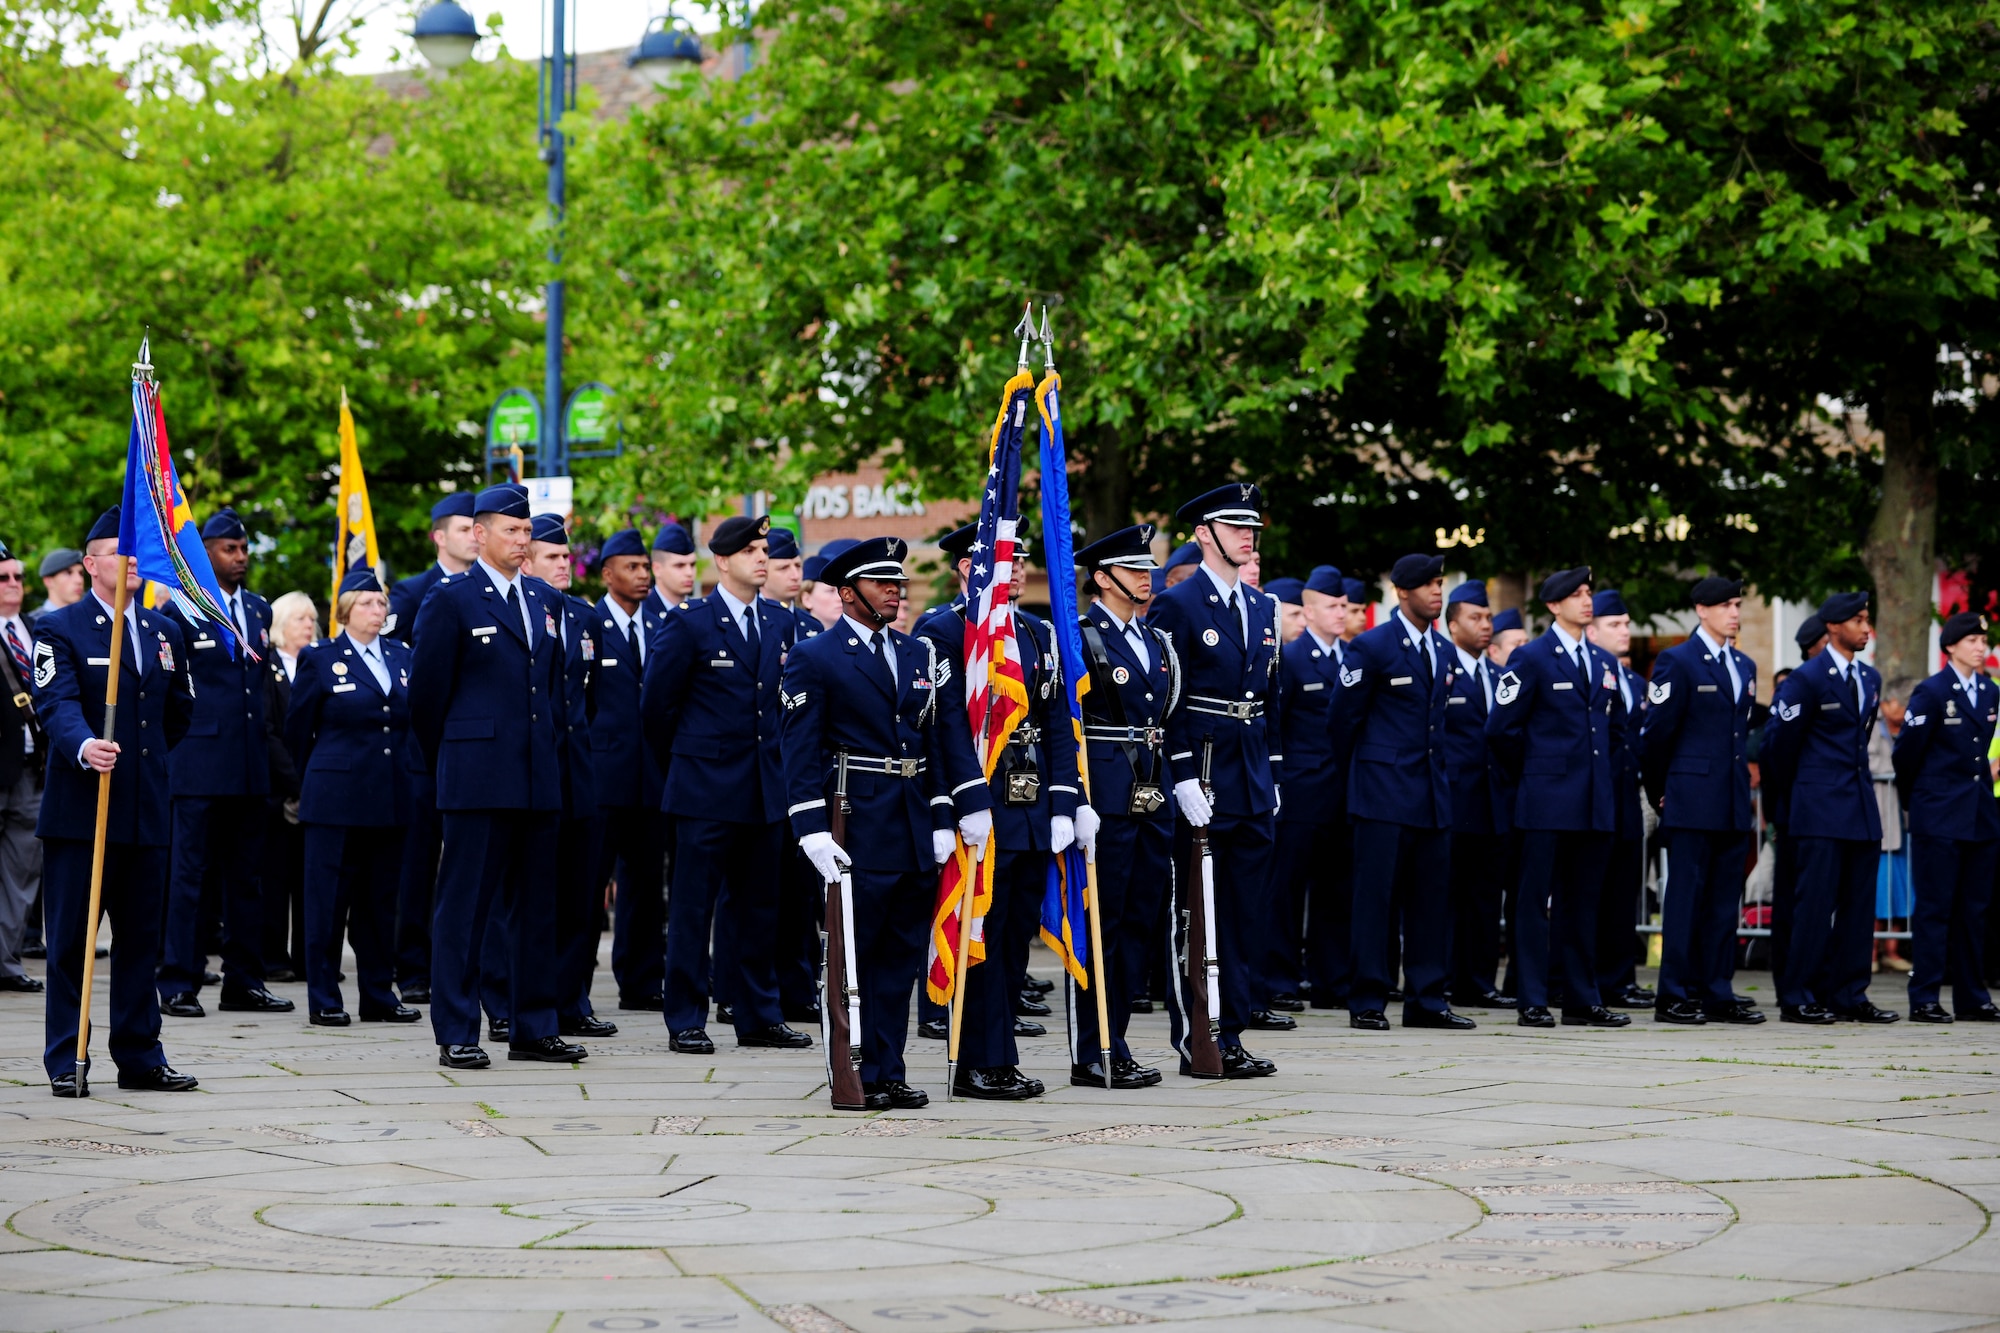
left=1390, top=553, right=1445, bottom=590
left=1591, top=588, right=1628, bottom=618
left=201, top=506, right=247, bottom=542
left=530, top=513, right=569, bottom=545
left=937, top=524, right=979, bottom=561
left=1816, top=590, right=1869, bottom=625
left=339, top=567, right=384, bottom=595
left=1076, top=524, right=1157, bottom=570
left=1265, top=577, right=1304, bottom=607
left=1492, top=607, right=1525, bottom=634
left=1793, top=614, right=1825, bottom=650
left=1163, top=542, right=1202, bottom=571
left=1304, top=565, right=1344, bottom=597
left=599, top=528, right=646, bottom=562
left=86, top=507, right=120, bottom=546
left=1448, top=579, right=1489, bottom=607
left=1176, top=483, right=1265, bottom=529
left=805, top=537, right=858, bottom=582
left=473, top=484, right=531, bottom=519
left=766, top=527, right=801, bottom=561
left=821, top=536, right=910, bottom=586
left=652, top=522, right=695, bottom=556
left=1342, top=577, right=1371, bottom=605
left=710, top=514, right=770, bottom=557
left=430, top=493, right=476, bottom=524
left=1538, top=566, right=1592, bottom=604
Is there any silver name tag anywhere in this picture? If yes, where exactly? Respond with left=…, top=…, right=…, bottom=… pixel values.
left=1697, top=684, right=1718, bottom=692
left=709, top=659, right=735, bottom=668
left=193, top=640, right=217, bottom=650
left=1552, top=681, right=1574, bottom=691
left=1447, top=696, right=1468, bottom=705
left=1822, top=701, right=1843, bottom=710
left=600, top=658, right=619, bottom=667
left=1302, top=682, right=1324, bottom=692
left=471, top=625, right=497, bottom=636
left=1390, top=675, right=1413, bottom=686
left=86, top=657, right=110, bottom=666
left=332, top=682, right=356, bottom=693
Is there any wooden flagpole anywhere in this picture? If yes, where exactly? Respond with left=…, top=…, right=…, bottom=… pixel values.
left=73, top=554, right=130, bottom=1095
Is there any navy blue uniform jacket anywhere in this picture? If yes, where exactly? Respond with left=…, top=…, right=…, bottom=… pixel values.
left=587, top=598, right=664, bottom=810
left=1485, top=629, right=1619, bottom=832
left=1327, top=615, right=1454, bottom=829
left=1892, top=668, right=2000, bottom=842
left=556, top=592, right=599, bottom=817
left=407, top=565, right=566, bottom=813
left=1078, top=604, right=1179, bottom=820
left=1276, top=633, right=1345, bottom=827
left=643, top=590, right=787, bottom=826
left=387, top=564, right=448, bottom=645
left=1639, top=634, right=1755, bottom=833
left=1149, top=573, right=1282, bottom=817
left=778, top=621, right=990, bottom=873
left=284, top=633, right=416, bottom=827
left=1759, top=648, right=1882, bottom=843
left=32, top=598, right=195, bottom=845
left=1607, top=661, right=1647, bottom=841
left=160, top=592, right=271, bottom=798
left=1442, top=650, right=1509, bottom=837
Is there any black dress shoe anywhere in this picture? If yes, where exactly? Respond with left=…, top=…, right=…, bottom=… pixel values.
left=398, top=984, right=431, bottom=1004
left=202, top=969, right=221, bottom=986
left=1562, top=1006, right=1631, bottom=1028
left=1705, top=1003, right=1767, bottom=1025
left=1958, top=1003, right=2000, bottom=1022
left=309, top=1010, right=351, bottom=1027
left=487, top=1018, right=511, bottom=1043
left=1129, top=998, right=1154, bottom=1014
left=1350, top=1009, right=1390, bottom=1031
left=953, top=1066, right=1041, bottom=1100
left=1447, top=987, right=1508, bottom=1009
left=1114, top=1057, right=1162, bottom=1086
left=50, top=1070, right=84, bottom=1097
left=1026, top=975, right=1054, bottom=994
left=561, top=1014, right=619, bottom=1037
left=360, top=1004, right=422, bottom=1024
left=1013, top=1018, right=1046, bottom=1038
left=1386, top=987, right=1405, bottom=1002
left=840, top=1090, right=893, bottom=1111
left=1833, top=1002, right=1901, bottom=1024
left=1218, top=1046, right=1276, bottom=1079
left=1780, top=1004, right=1837, bottom=1025
left=1072, top=1060, right=1156, bottom=1090
left=22, top=943, right=45, bottom=959
left=669, top=1028, right=715, bottom=1054
left=439, top=1044, right=490, bottom=1069
left=1015, top=994, right=1053, bottom=1017
left=265, top=967, right=298, bottom=984
left=118, top=1065, right=199, bottom=1092
left=509, top=1036, right=588, bottom=1062
left=1655, top=1000, right=1707, bottom=1025
left=783, top=1002, right=823, bottom=1024
left=618, top=993, right=662, bottom=1011
left=0, top=974, right=44, bottom=993
left=161, top=991, right=205, bottom=1018
left=865, top=1079, right=931, bottom=1109
left=1607, top=984, right=1657, bottom=1008
left=220, top=987, right=295, bottom=1013
left=1517, top=1006, right=1556, bottom=1028
left=918, top=1017, right=949, bottom=1040
left=1910, top=1001, right=1952, bottom=1023
left=1406, top=1008, right=1476, bottom=1030
left=739, top=1023, right=813, bottom=1049
left=1246, top=1008, right=1297, bottom=1031
left=1267, top=993, right=1306, bottom=1012
left=714, top=1003, right=735, bottom=1025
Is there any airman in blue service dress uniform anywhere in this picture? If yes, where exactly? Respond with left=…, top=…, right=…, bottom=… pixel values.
left=1441, top=579, right=1511, bottom=1010
left=1485, top=567, right=1630, bottom=1029
left=408, top=483, right=587, bottom=1069
left=283, top=569, right=422, bottom=1026
left=586, top=528, right=668, bottom=1012
left=1587, top=589, right=1655, bottom=1011
left=390, top=492, right=479, bottom=1003
left=1764, top=613, right=1828, bottom=990
left=1761, top=591, right=1895, bottom=1024
left=1328, top=553, right=1468, bottom=1032
left=758, top=525, right=825, bottom=1022
left=1270, top=564, right=1352, bottom=1013
left=1069, top=524, right=1176, bottom=1090
left=1150, top=484, right=1284, bottom=1077
left=779, top=537, right=992, bottom=1110
left=1891, top=611, right=2000, bottom=1022
left=36, top=507, right=199, bottom=1095
left=1639, top=576, right=1763, bottom=1025
left=644, top=514, right=811, bottom=1054
left=156, top=506, right=290, bottom=1018
left=917, top=523, right=1083, bottom=1100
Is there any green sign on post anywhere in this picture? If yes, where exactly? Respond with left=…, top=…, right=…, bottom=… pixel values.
left=566, top=385, right=611, bottom=444
left=491, top=388, right=539, bottom=447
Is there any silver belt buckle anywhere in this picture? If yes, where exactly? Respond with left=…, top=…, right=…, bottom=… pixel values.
left=894, top=758, right=920, bottom=778
left=1143, top=727, right=1165, bottom=746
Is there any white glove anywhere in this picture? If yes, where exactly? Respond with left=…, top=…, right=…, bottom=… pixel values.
left=932, top=828, right=957, bottom=864
left=1050, top=815, right=1075, bottom=855
left=800, top=830, right=852, bottom=882
left=1174, top=779, right=1213, bottom=828
left=958, top=809, right=993, bottom=862
left=1272, top=783, right=1282, bottom=818
left=1074, top=804, right=1101, bottom=861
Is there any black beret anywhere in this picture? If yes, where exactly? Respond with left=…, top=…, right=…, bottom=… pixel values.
left=1689, top=575, right=1743, bottom=607
left=201, top=506, right=247, bottom=542
left=1391, top=553, right=1445, bottom=590
left=1538, top=566, right=1593, bottom=604
left=1941, top=611, right=1988, bottom=650
left=709, top=514, right=771, bottom=557
left=1793, top=615, right=1825, bottom=650
left=1816, top=590, right=1870, bottom=625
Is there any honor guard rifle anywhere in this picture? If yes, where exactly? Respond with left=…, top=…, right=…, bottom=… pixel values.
left=821, top=751, right=867, bottom=1109
left=1181, top=738, right=1223, bottom=1077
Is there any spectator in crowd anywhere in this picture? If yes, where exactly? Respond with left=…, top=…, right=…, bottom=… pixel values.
left=29, top=549, right=84, bottom=627
left=1872, top=679, right=1916, bottom=973
left=260, top=591, right=317, bottom=980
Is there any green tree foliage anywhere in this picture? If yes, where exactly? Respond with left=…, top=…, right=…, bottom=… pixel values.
left=0, top=1, right=545, bottom=590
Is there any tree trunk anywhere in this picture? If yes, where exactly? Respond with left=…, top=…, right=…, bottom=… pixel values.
left=1862, top=339, right=1939, bottom=692
left=1079, top=428, right=1131, bottom=543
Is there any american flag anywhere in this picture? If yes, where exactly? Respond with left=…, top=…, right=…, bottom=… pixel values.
left=926, top=369, right=1035, bottom=1004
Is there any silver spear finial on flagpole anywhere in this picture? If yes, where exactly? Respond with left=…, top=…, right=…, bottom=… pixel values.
left=1013, top=300, right=1035, bottom=369
left=133, top=331, right=154, bottom=384
left=1038, top=305, right=1056, bottom=371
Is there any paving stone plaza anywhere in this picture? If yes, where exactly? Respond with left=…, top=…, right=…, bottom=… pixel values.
left=3, top=953, right=1998, bottom=1333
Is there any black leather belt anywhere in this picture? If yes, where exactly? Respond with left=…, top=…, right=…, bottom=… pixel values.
left=1186, top=696, right=1265, bottom=720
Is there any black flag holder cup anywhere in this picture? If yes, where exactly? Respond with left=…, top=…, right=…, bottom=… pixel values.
left=72, top=339, right=149, bottom=1096
left=1181, top=739, right=1224, bottom=1078
left=822, top=753, right=867, bottom=1110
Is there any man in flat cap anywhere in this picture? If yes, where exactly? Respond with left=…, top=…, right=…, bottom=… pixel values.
left=1328, top=553, right=1469, bottom=1032
left=409, top=484, right=587, bottom=1070
left=1440, top=579, right=1511, bottom=1011
left=1760, top=591, right=1894, bottom=1023
left=36, top=508, right=199, bottom=1095
left=1587, top=589, right=1654, bottom=1011
left=1639, top=577, right=1763, bottom=1025
left=1150, top=485, right=1287, bottom=1076
left=30, top=548, right=85, bottom=627
left=1485, top=566, right=1628, bottom=1029
left=156, top=506, right=289, bottom=1020
left=643, top=514, right=812, bottom=1055
left=1891, top=612, right=2000, bottom=1022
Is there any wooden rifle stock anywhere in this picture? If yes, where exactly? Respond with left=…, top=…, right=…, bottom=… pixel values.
left=1181, top=739, right=1223, bottom=1077
left=821, top=753, right=867, bottom=1110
